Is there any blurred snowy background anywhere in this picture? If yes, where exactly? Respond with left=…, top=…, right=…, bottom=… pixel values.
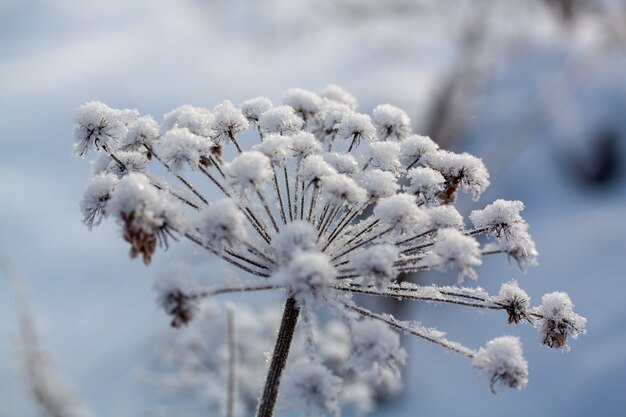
left=1, top=0, right=625, bottom=415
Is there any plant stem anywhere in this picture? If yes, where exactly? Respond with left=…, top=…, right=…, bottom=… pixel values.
left=256, top=296, right=300, bottom=417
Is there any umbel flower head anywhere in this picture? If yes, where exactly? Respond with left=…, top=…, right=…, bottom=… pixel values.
left=73, top=85, right=586, bottom=415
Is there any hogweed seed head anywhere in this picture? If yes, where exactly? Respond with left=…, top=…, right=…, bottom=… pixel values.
left=72, top=86, right=586, bottom=412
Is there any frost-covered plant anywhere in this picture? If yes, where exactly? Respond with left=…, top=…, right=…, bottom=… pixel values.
left=73, top=86, right=586, bottom=416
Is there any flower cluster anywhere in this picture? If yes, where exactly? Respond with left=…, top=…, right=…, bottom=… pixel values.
left=73, top=85, right=586, bottom=416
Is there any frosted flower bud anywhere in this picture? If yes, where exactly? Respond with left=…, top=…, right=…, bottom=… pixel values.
left=363, top=141, right=402, bottom=173
left=224, top=151, right=273, bottom=192
left=357, top=169, right=398, bottom=200
left=299, top=155, right=337, bottom=187
left=374, top=193, right=426, bottom=233
left=160, top=127, right=211, bottom=174
left=537, top=292, right=586, bottom=350
left=319, top=84, right=357, bottom=110
left=107, top=173, right=184, bottom=265
left=495, top=280, right=530, bottom=324
left=473, top=336, right=528, bottom=393
left=283, top=88, right=324, bottom=124
left=337, top=112, right=376, bottom=149
left=470, top=199, right=525, bottom=238
left=425, top=205, right=463, bottom=230
left=259, top=105, right=304, bottom=135
left=90, top=153, right=113, bottom=176
left=290, top=132, right=323, bottom=162
left=163, top=105, right=214, bottom=137
left=120, top=115, right=160, bottom=152
left=320, top=174, right=367, bottom=207
left=426, top=150, right=490, bottom=201
left=240, top=96, right=272, bottom=123
left=323, top=152, right=358, bottom=176
left=273, top=252, right=337, bottom=305
left=406, top=166, right=445, bottom=206
left=427, top=228, right=482, bottom=281
left=195, top=199, right=248, bottom=251
left=80, top=173, right=118, bottom=229
left=372, top=104, right=411, bottom=141
left=400, top=134, right=439, bottom=166
left=321, top=102, right=351, bottom=136
left=252, top=134, right=291, bottom=166
left=104, top=151, right=148, bottom=178
left=273, top=221, right=318, bottom=265
left=352, top=244, right=399, bottom=288
left=153, top=261, right=199, bottom=328
left=72, top=101, right=137, bottom=157
left=210, top=100, right=249, bottom=144
left=349, top=320, right=407, bottom=379
left=281, top=362, right=341, bottom=417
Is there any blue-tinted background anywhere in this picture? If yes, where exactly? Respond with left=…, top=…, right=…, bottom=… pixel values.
left=1, top=0, right=625, bottom=415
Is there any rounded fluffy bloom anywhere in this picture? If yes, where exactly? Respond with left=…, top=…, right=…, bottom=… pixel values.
left=426, top=150, right=490, bottom=201
left=121, top=115, right=160, bottom=152
left=73, top=101, right=137, bottom=157
left=357, top=169, right=398, bottom=200
left=537, top=292, right=587, bottom=350
left=374, top=193, right=426, bottom=233
left=259, top=105, right=304, bottom=135
left=319, top=84, right=357, bottom=110
left=163, top=105, right=214, bottom=137
left=473, top=336, right=528, bottom=393
left=406, top=166, right=445, bottom=206
left=273, top=252, right=337, bottom=305
left=104, top=151, right=148, bottom=178
left=425, top=205, right=464, bottom=230
left=363, top=141, right=402, bottom=173
left=210, top=100, right=249, bottom=143
left=372, top=104, right=411, bottom=141
left=224, top=151, right=273, bottom=192
left=80, top=173, right=118, bottom=229
left=153, top=261, right=199, bottom=328
left=349, top=320, right=407, bottom=379
left=283, top=88, right=324, bottom=124
left=281, top=362, right=342, bottom=417
left=337, top=112, right=376, bottom=148
left=400, top=134, right=439, bottom=166
left=299, top=155, right=337, bottom=187
left=290, top=132, right=323, bottom=162
left=195, top=199, right=248, bottom=250
left=273, top=221, right=318, bottom=265
left=240, top=96, right=272, bottom=123
left=160, top=127, right=211, bottom=174
left=495, top=280, right=530, bottom=324
left=427, top=228, right=482, bottom=281
left=320, top=174, right=367, bottom=207
left=252, top=134, right=292, bottom=166
left=107, top=173, right=184, bottom=264
left=320, top=102, right=351, bottom=138
left=323, top=152, right=358, bottom=176
left=352, top=244, right=399, bottom=288
left=470, top=199, right=525, bottom=238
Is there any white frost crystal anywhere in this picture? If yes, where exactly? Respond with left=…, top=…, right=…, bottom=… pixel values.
left=80, top=173, right=118, bottom=229
left=537, top=292, right=587, bottom=350
left=363, top=141, right=402, bottom=173
left=195, top=199, right=248, bottom=250
left=426, top=150, right=490, bottom=201
left=357, top=169, right=398, bottom=200
left=372, top=104, right=411, bottom=141
left=400, top=134, right=439, bottom=166
left=374, top=193, right=426, bottom=233
left=337, top=112, right=376, bottom=149
left=160, top=127, right=211, bottom=174
left=273, top=252, right=337, bottom=305
left=427, top=228, right=482, bottom=281
left=273, top=221, right=318, bottom=265
left=349, top=320, right=406, bottom=379
left=210, top=100, right=249, bottom=144
left=240, top=96, right=272, bottom=123
left=495, top=280, right=530, bottom=324
left=259, top=105, right=304, bottom=135
left=121, top=115, right=160, bottom=152
left=282, top=362, right=341, bottom=417
left=352, top=245, right=399, bottom=288
left=224, top=151, right=273, bottom=192
left=319, top=84, right=357, bottom=110
left=406, top=166, right=445, bottom=206
left=473, top=336, right=528, bottom=393
left=73, top=101, right=137, bottom=157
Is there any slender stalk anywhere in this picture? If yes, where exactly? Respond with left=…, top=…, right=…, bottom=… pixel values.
left=283, top=166, right=293, bottom=222
left=272, top=168, right=287, bottom=225
left=257, top=296, right=300, bottom=417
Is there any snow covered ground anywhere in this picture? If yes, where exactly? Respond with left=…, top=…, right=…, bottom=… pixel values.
left=1, top=0, right=625, bottom=415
